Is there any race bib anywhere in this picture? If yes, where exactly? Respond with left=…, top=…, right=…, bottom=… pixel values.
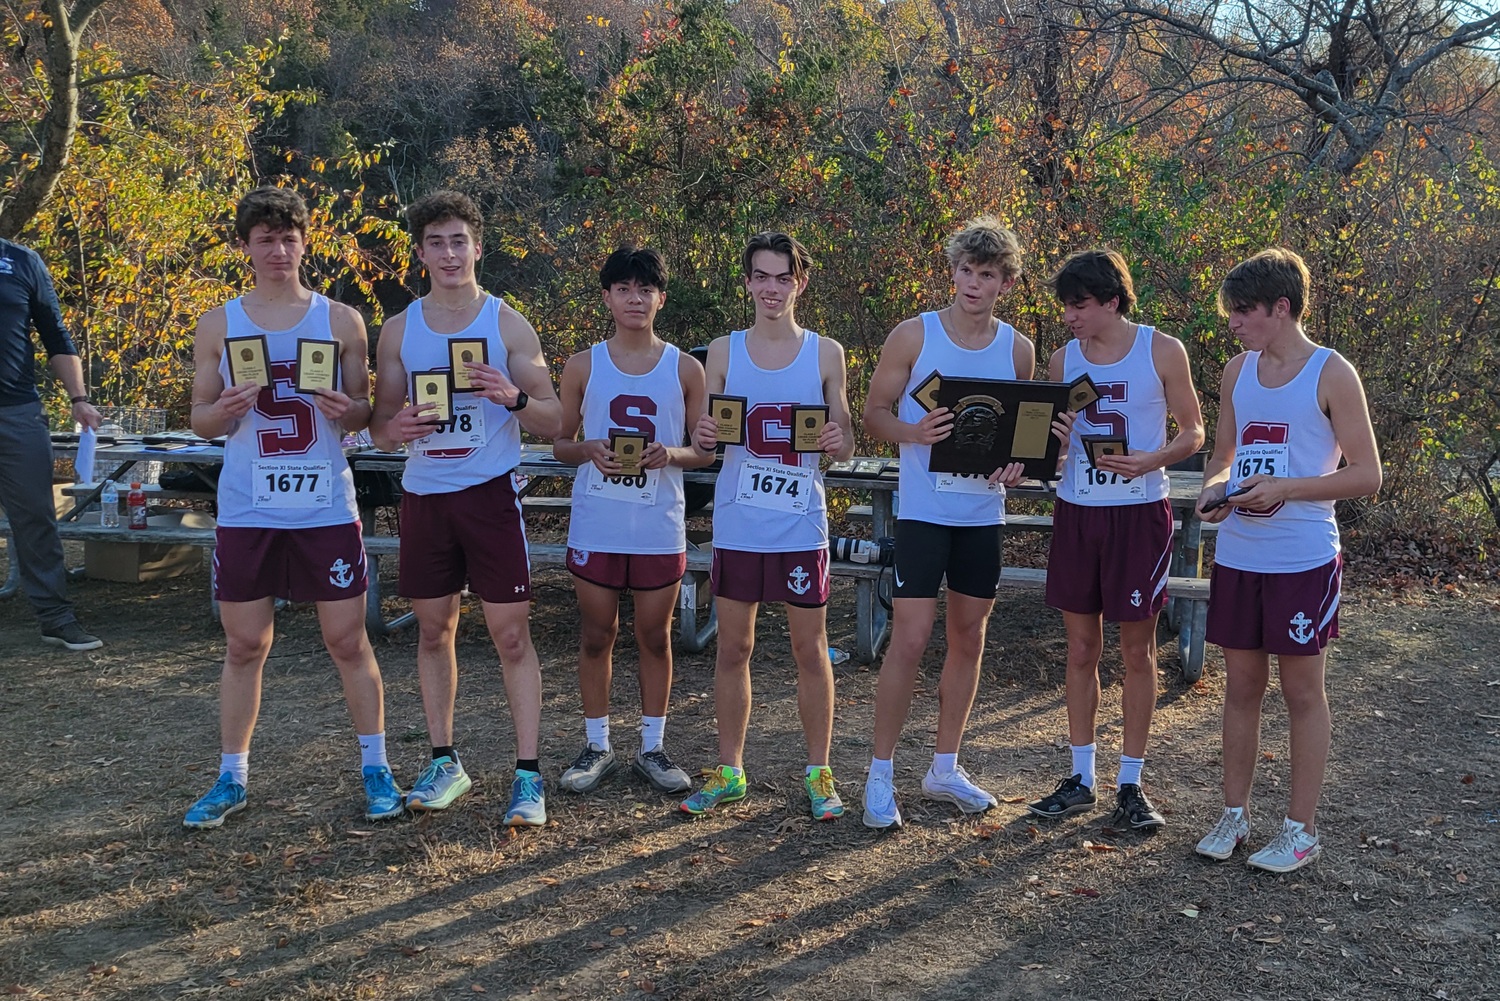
left=1072, top=451, right=1144, bottom=501
left=1229, top=442, right=1289, bottom=492
left=735, top=459, right=812, bottom=514
left=586, top=464, right=660, bottom=506
left=934, top=471, right=1001, bottom=495
left=414, top=399, right=486, bottom=454
left=253, top=460, right=333, bottom=509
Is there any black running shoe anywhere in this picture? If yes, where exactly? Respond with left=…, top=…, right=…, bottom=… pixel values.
left=1027, top=773, right=1096, bottom=819
left=1112, top=783, right=1165, bottom=830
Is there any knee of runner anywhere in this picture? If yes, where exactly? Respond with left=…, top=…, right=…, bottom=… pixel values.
left=488, top=622, right=533, bottom=663
left=579, top=620, right=618, bottom=659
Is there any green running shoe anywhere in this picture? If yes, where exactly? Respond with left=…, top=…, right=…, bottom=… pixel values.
left=405, top=756, right=472, bottom=812
left=805, top=766, right=845, bottom=821
left=679, top=764, right=747, bottom=815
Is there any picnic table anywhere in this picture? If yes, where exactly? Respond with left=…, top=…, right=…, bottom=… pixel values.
left=9, top=435, right=1215, bottom=677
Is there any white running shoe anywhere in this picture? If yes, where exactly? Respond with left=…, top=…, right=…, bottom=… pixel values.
left=1247, top=817, right=1321, bottom=873
left=1195, top=807, right=1251, bottom=860
left=862, top=772, right=903, bottom=829
left=921, top=765, right=997, bottom=814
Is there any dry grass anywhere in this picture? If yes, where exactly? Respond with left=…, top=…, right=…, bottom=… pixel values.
left=0, top=541, right=1496, bottom=1000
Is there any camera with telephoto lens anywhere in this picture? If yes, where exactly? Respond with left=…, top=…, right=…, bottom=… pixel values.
left=830, top=535, right=895, bottom=566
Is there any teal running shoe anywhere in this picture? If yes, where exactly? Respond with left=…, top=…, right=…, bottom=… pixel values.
left=679, top=764, right=747, bottom=815
left=184, top=772, right=246, bottom=829
left=503, top=770, right=547, bottom=827
left=805, top=766, right=845, bottom=821
left=363, top=765, right=404, bottom=821
left=405, top=756, right=472, bottom=812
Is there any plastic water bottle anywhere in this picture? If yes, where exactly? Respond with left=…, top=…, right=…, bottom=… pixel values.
left=127, top=482, right=147, bottom=530
left=100, top=480, right=121, bottom=528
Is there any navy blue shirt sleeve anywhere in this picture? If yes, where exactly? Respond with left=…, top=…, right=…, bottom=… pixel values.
left=0, top=239, right=77, bottom=406
left=26, top=248, right=76, bottom=359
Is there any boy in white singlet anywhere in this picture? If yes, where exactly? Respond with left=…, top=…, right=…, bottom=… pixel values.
left=1027, top=248, right=1204, bottom=830
left=554, top=245, right=709, bottom=795
left=1194, top=248, right=1381, bottom=872
left=679, top=232, right=856, bottom=820
left=859, top=217, right=1037, bottom=829
left=183, top=187, right=400, bottom=828
left=370, top=191, right=562, bottom=827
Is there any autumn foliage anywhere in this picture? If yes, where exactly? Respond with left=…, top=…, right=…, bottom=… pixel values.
left=1, top=0, right=1496, bottom=541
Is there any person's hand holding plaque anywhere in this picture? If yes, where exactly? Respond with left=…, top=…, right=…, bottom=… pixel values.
left=792, top=406, right=829, bottom=454
left=1050, top=408, right=1078, bottom=473
left=908, top=405, right=955, bottom=445
left=639, top=440, right=671, bottom=470
left=692, top=411, right=720, bottom=454
left=411, top=370, right=453, bottom=428
left=1093, top=443, right=1164, bottom=480
left=212, top=380, right=260, bottom=423
left=580, top=438, right=622, bottom=477
left=464, top=359, right=524, bottom=409
left=987, top=461, right=1026, bottom=489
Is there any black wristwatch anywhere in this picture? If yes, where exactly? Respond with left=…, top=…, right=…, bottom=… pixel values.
left=70, top=395, right=90, bottom=405
left=505, top=391, right=529, bottom=412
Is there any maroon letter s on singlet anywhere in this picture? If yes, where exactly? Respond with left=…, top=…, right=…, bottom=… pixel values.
left=609, top=394, right=658, bottom=440
left=255, top=361, right=319, bottom=457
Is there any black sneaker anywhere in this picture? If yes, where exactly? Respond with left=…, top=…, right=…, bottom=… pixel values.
left=40, top=621, right=103, bottom=651
left=1112, top=783, right=1165, bottom=830
left=1027, top=773, right=1096, bottom=819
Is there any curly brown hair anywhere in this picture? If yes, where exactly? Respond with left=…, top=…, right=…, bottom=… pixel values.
left=234, top=187, right=309, bottom=243
left=407, top=190, right=484, bottom=243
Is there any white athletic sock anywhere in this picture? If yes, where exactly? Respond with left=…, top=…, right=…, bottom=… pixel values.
left=358, top=733, right=389, bottom=770
left=585, top=715, right=611, bottom=751
left=639, top=715, right=666, bottom=752
left=1118, top=754, right=1144, bottom=787
left=932, top=752, right=958, bottom=775
left=221, top=752, right=248, bottom=788
left=1071, top=743, right=1097, bottom=791
left=869, top=757, right=894, bottom=782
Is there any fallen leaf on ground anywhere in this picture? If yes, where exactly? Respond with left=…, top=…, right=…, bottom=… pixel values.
left=1072, top=887, right=1100, bottom=897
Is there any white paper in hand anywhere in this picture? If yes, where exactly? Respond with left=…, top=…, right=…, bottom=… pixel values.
left=75, top=426, right=96, bottom=483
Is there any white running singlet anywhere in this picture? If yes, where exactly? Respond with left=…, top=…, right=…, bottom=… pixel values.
left=1055, top=325, right=1171, bottom=506
left=1214, top=348, right=1343, bottom=573
left=398, top=295, right=522, bottom=496
left=567, top=342, right=687, bottom=556
left=216, top=294, right=358, bottom=529
left=896, top=311, right=1017, bottom=527
left=711, top=330, right=829, bottom=553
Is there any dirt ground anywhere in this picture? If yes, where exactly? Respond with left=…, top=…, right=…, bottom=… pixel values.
left=1, top=536, right=1497, bottom=1000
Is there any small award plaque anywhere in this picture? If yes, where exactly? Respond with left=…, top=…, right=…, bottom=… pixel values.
left=225, top=335, right=270, bottom=388
left=294, top=338, right=338, bottom=394
left=929, top=377, right=1071, bottom=481
left=709, top=394, right=747, bottom=446
left=1067, top=373, right=1101, bottom=412
left=609, top=430, right=649, bottom=475
left=909, top=370, right=943, bottom=413
left=791, top=405, right=828, bottom=453
left=412, top=370, right=453, bottom=426
left=448, top=338, right=489, bottom=392
left=1081, top=434, right=1129, bottom=467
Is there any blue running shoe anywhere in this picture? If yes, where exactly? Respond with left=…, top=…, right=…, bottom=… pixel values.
left=184, top=772, right=246, bottom=829
left=363, top=765, right=404, bottom=821
left=503, top=770, right=547, bottom=827
left=405, top=756, right=472, bottom=812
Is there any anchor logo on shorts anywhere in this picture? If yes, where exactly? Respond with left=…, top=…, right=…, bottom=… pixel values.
left=1288, top=611, right=1315, bottom=645
left=329, top=558, right=354, bottom=589
left=1130, top=589, right=1142, bottom=608
left=571, top=549, right=590, bottom=567
left=787, top=565, right=811, bottom=596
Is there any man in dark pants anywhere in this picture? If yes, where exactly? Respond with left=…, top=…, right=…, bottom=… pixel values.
left=0, top=237, right=102, bottom=650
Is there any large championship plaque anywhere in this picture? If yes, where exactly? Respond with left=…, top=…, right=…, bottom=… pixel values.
left=929, top=378, right=1070, bottom=481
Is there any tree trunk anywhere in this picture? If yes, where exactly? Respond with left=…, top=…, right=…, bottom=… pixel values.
left=0, top=0, right=111, bottom=240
